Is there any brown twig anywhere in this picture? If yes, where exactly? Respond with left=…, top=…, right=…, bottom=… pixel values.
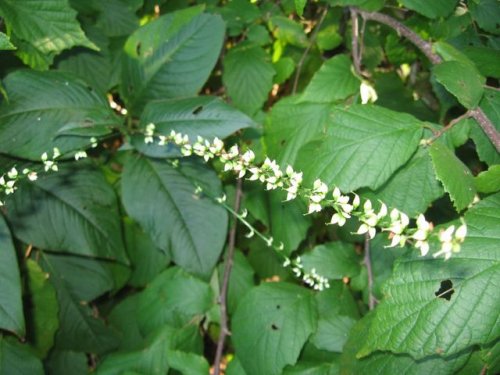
left=292, top=6, right=328, bottom=94
left=353, top=7, right=500, bottom=153
left=427, top=110, right=472, bottom=144
left=213, top=178, right=243, bottom=375
left=364, top=233, right=376, bottom=310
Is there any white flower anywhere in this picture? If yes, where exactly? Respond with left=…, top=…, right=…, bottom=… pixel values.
left=308, top=202, right=322, bottom=214
left=455, top=224, right=467, bottom=242
left=7, top=167, right=18, bottom=179
left=74, top=151, right=87, bottom=160
left=330, top=212, right=347, bottom=226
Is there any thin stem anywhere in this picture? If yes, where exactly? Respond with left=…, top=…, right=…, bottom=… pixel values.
left=354, top=7, right=500, bottom=153
left=427, top=110, right=472, bottom=144
left=364, top=233, right=376, bottom=310
left=351, top=8, right=361, bottom=75
left=213, top=179, right=243, bottom=375
left=292, top=7, right=328, bottom=94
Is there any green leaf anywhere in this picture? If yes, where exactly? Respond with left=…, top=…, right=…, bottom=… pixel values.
left=45, top=350, right=88, bottom=375
left=429, top=142, right=476, bottom=211
left=273, top=57, right=296, bottom=84
left=0, top=70, right=118, bottom=160
left=294, top=0, right=307, bottom=16
left=94, top=0, right=139, bottom=37
left=269, top=16, right=308, bottom=47
left=232, top=283, right=318, bottom=375
left=469, top=0, right=500, bottom=34
left=300, top=54, right=360, bottom=103
left=359, top=193, right=500, bottom=359
left=108, top=294, right=144, bottom=351
left=122, top=156, right=228, bottom=279
left=432, top=61, right=485, bottom=109
left=296, top=105, right=423, bottom=191
left=398, top=0, right=459, bottom=19
left=96, top=325, right=176, bottom=375
left=6, top=163, right=127, bottom=262
left=269, top=190, right=312, bottom=254
left=40, top=254, right=115, bottom=302
left=367, top=148, right=444, bottom=217
left=132, top=96, right=254, bottom=158
left=56, top=25, right=114, bottom=94
left=463, top=46, right=500, bottom=79
left=325, top=0, right=384, bottom=11
left=470, top=88, right=500, bottom=166
left=0, top=0, right=97, bottom=56
left=0, top=337, right=44, bottom=375
left=25, top=260, right=59, bottom=358
left=310, top=282, right=359, bottom=352
left=167, top=350, right=210, bottom=375
left=121, top=7, right=225, bottom=114
left=475, top=165, right=500, bottom=194
left=341, top=313, right=472, bottom=374
left=0, top=32, right=15, bottom=50
left=47, top=259, right=120, bottom=354
left=223, top=43, right=276, bottom=115
left=137, top=267, right=213, bottom=336
left=316, top=25, right=343, bottom=51
left=219, top=0, right=260, bottom=36
left=0, top=215, right=24, bottom=336
left=265, top=97, right=332, bottom=166
left=124, top=219, right=170, bottom=288
left=301, top=242, right=361, bottom=280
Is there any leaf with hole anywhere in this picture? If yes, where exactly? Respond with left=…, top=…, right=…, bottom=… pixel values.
left=232, top=282, right=318, bottom=375
left=358, top=193, right=500, bottom=359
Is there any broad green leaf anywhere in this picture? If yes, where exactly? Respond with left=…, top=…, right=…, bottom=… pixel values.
left=6, top=163, right=127, bottom=262
left=325, top=0, right=384, bottom=11
left=247, top=24, right=272, bottom=46
left=0, top=32, right=15, bottom=50
left=219, top=0, right=260, bottom=36
left=399, top=0, right=458, bottom=19
left=269, top=190, right=311, bottom=254
left=0, top=215, right=24, bottom=336
left=367, top=148, right=444, bottom=217
left=132, top=96, right=254, bottom=158
left=121, top=7, right=225, bottom=114
left=56, top=26, right=114, bottom=94
left=301, top=242, right=361, bottom=280
left=223, top=43, right=276, bottom=115
left=294, top=0, right=307, bottom=16
left=0, top=0, right=96, bottom=56
left=475, top=165, right=500, bottom=194
left=40, top=253, right=115, bottom=302
left=463, top=46, right=500, bottom=79
left=469, top=0, right=500, bottom=34
left=269, top=16, right=308, bottom=47
left=317, top=25, right=343, bottom=51
left=232, top=283, right=318, bottom=375
left=25, top=260, right=59, bottom=358
left=429, top=142, right=476, bottom=211
left=124, top=219, right=170, bottom=288
left=96, top=326, right=176, bottom=375
left=167, top=350, right=210, bottom=375
left=48, top=260, right=120, bottom=354
left=0, top=337, right=44, bottom=375
left=108, top=294, right=144, bottom=351
left=300, top=54, right=360, bottom=103
left=122, top=156, right=228, bottom=279
left=341, top=313, right=472, bottom=375
left=137, top=267, right=213, bottom=335
left=432, top=61, right=485, bottom=109
left=310, top=282, right=359, bottom=353
left=265, top=97, right=331, bottom=166
left=359, top=193, right=500, bottom=359
left=226, top=356, right=247, bottom=375
left=296, top=105, right=423, bottom=191
left=94, top=0, right=139, bottom=37
left=0, top=70, right=118, bottom=160
left=470, top=88, right=500, bottom=166
left=45, top=350, right=88, bottom=375
left=283, top=361, right=339, bottom=375
left=273, top=57, right=296, bottom=84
